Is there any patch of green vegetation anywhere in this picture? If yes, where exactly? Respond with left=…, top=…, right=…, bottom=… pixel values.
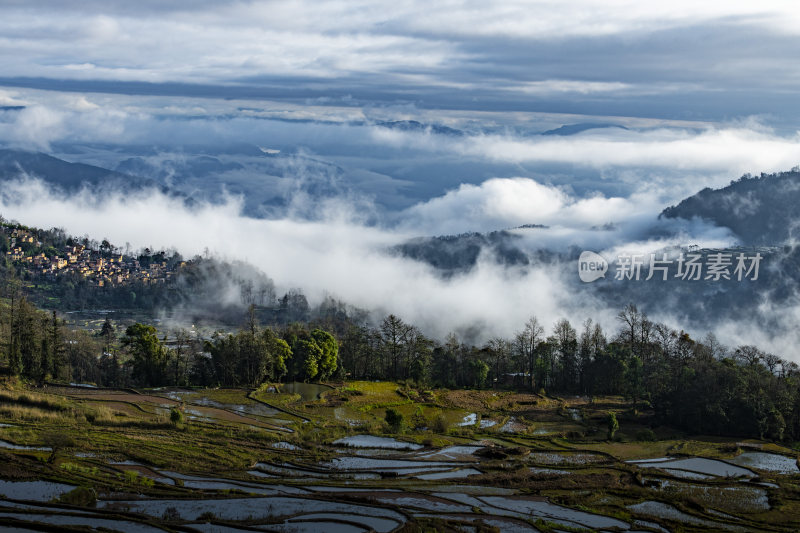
left=58, top=486, right=97, bottom=507
left=59, top=462, right=98, bottom=475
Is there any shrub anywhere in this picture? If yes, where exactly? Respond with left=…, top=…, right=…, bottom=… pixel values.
left=431, top=414, right=449, bottom=433
left=42, top=431, right=75, bottom=462
left=635, top=429, right=656, bottom=441
left=59, top=486, right=96, bottom=507
left=170, top=407, right=184, bottom=426
left=121, top=470, right=154, bottom=487
left=385, top=408, right=404, bottom=432
left=60, top=462, right=97, bottom=475
left=162, top=507, right=182, bottom=521
left=607, top=412, right=619, bottom=440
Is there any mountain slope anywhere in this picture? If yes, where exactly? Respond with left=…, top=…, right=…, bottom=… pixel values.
left=0, top=149, right=156, bottom=192
left=661, top=169, right=800, bottom=245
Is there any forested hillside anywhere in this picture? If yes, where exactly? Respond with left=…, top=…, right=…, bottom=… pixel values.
left=661, top=168, right=800, bottom=245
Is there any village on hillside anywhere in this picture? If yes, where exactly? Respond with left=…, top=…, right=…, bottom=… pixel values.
left=1, top=225, right=184, bottom=288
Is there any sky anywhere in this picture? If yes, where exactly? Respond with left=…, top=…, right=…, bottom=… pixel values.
left=1, top=1, right=800, bottom=122
left=1, top=1, right=800, bottom=354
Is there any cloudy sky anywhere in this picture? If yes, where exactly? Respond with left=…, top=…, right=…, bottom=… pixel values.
left=2, top=1, right=800, bottom=121
left=1, top=1, right=800, bottom=352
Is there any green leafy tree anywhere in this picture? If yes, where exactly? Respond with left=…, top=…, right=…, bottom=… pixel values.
left=99, top=317, right=115, bottom=352
left=624, top=356, right=646, bottom=413
left=206, top=333, right=238, bottom=386
left=311, top=329, right=338, bottom=380
left=470, top=359, right=489, bottom=388
left=298, top=339, right=322, bottom=381
left=123, top=323, right=168, bottom=386
left=263, top=327, right=291, bottom=380
left=284, top=326, right=337, bottom=382
left=409, top=356, right=429, bottom=385
left=765, top=407, right=786, bottom=441
left=42, top=431, right=74, bottom=463
left=338, top=324, right=374, bottom=379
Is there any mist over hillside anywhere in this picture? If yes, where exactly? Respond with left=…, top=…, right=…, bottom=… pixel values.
left=2, top=146, right=799, bottom=358
left=661, top=168, right=800, bottom=245
left=2, top=1, right=800, bottom=357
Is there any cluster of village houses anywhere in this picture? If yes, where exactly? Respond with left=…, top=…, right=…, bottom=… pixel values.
left=3, top=227, right=182, bottom=287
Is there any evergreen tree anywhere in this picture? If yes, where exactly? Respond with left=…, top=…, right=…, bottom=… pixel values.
left=123, top=323, right=168, bottom=386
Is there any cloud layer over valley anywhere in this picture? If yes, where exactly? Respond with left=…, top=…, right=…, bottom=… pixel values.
left=1, top=3, right=800, bottom=358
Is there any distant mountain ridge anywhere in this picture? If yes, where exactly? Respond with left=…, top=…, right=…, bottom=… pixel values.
left=375, top=120, right=465, bottom=136
left=0, top=149, right=158, bottom=192
left=0, top=147, right=346, bottom=218
left=5, top=145, right=800, bottom=250
left=661, top=168, right=800, bottom=245
left=541, top=123, right=628, bottom=136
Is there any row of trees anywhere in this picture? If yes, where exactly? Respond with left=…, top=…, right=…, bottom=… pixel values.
left=336, top=314, right=587, bottom=390
left=2, top=277, right=799, bottom=441
left=0, top=286, right=341, bottom=389
left=3, top=296, right=62, bottom=383
left=0, top=289, right=125, bottom=386
left=334, top=307, right=800, bottom=441
left=132, top=309, right=340, bottom=388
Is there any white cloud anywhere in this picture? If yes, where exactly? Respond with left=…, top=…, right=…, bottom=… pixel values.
left=3, top=94, right=799, bottom=218
left=0, top=172, right=795, bottom=358
left=370, top=123, right=800, bottom=190
left=393, top=1, right=800, bottom=39
left=511, top=80, right=633, bottom=95
left=402, top=177, right=644, bottom=234
left=5, top=106, right=66, bottom=151
left=0, top=1, right=797, bottom=95
left=0, top=177, right=598, bottom=341
left=0, top=89, right=27, bottom=107
left=473, top=128, right=800, bottom=172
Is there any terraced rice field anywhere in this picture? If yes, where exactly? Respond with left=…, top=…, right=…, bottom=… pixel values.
left=1, top=381, right=799, bottom=532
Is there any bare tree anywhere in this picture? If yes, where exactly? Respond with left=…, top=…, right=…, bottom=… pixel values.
left=734, top=345, right=763, bottom=366
left=486, top=337, right=511, bottom=388
left=700, top=332, right=726, bottom=361
left=616, top=303, right=641, bottom=346
left=762, top=352, right=782, bottom=375
left=553, top=318, right=578, bottom=391
left=515, top=316, right=544, bottom=389
left=380, top=314, right=412, bottom=379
